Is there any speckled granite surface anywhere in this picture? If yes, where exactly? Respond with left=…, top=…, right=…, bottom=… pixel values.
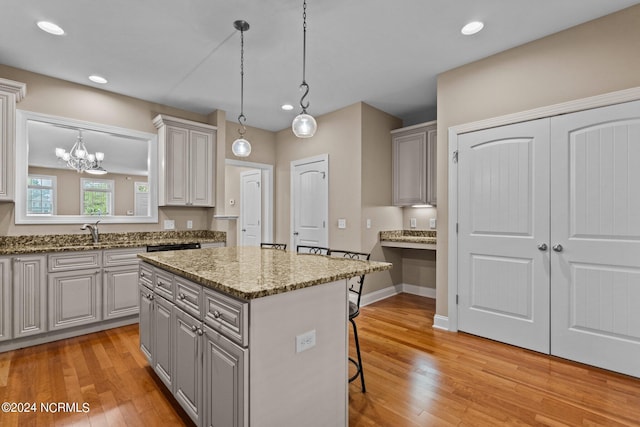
left=0, top=230, right=226, bottom=255
left=138, top=246, right=392, bottom=300
left=379, top=230, right=436, bottom=244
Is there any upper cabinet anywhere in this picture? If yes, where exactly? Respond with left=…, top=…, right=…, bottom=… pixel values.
left=0, top=78, right=26, bottom=201
left=391, top=121, right=437, bottom=206
left=153, top=114, right=217, bottom=207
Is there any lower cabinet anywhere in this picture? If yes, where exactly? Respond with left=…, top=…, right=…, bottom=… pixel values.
left=0, top=257, right=11, bottom=342
left=48, top=268, right=102, bottom=330
left=13, top=255, right=47, bottom=338
left=139, top=263, right=247, bottom=427
left=103, top=265, right=140, bottom=319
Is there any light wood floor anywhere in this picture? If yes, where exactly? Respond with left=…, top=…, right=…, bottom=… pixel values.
left=1, top=293, right=639, bottom=426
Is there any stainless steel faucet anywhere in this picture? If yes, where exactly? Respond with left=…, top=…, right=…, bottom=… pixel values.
left=81, top=220, right=101, bottom=244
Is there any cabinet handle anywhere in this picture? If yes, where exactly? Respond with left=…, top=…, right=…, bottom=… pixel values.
left=157, top=281, right=164, bottom=287
left=140, top=272, right=145, bottom=277
left=552, top=244, right=564, bottom=252
left=213, top=310, right=222, bottom=319
left=191, top=325, right=198, bottom=333
left=179, top=293, right=186, bottom=300
left=197, top=328, right=204, bottom=336
left=14, top=258, right=21, bottom=263
left=147, top=293, right=154, bottom=300
left=537, top=243, right=548, bottom=251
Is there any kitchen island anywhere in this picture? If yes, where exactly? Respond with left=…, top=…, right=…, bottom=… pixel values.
left=137, top=246, right=391, bottom=427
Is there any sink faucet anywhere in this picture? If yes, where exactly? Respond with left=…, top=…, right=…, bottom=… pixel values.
left=81, top=220, right=100, bottom=244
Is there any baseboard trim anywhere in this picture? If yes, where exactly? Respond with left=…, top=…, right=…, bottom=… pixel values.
left=361, top=283, right=436, bottom=307
left=401, top=283, right=437, bottom=299
left=433, top=314, right=450, bottom=331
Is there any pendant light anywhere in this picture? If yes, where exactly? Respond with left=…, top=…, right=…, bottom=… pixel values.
left=292, top=0, right=317, bottom=138
left=231, top=20, right=252, bottom=157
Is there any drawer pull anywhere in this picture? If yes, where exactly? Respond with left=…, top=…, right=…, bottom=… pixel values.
left=191, top=325, right=198, bottom=333
left=157, top=281, right=164, bottom=287
left=146, top=293, right=154, bottom=301
left=197, top=328, right=204, bottom=336
left=140, top=272, right=145, bottom=277
left=213, top=310, right=222, bottom=319
left=179, top=293, right=186, bottom=301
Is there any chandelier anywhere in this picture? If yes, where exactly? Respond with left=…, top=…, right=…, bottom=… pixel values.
left=55, top=130, right=107, bottom=174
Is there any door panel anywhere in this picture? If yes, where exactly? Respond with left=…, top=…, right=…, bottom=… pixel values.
left=291, top=156, right=328, bottom=249
left=550, top=100, right=640, bottom=377
left=458, top=118, right=550, bottom=353
left=240, top=169, right=261, bottom=247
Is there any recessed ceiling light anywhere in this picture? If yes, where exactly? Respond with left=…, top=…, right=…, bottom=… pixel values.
left=461, top=21, right=484, bottom=36
left=281, top=104, right=294, bottom=111
left=89, top=75, right=108, bottom=84
left=37, top=21, right=65, bottom=36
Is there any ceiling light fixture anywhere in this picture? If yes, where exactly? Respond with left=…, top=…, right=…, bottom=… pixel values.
left=291, top=0, right=317, bottom=138
left=461, top=21, right=484, bottom=35
left=89, top=75, right=108, bottom=84
left=55, top=130, right=107, bottom=174
left=231, top=20, right=252, bottom=158
left=281, top=104, right=294, bottom=111
left=37, top=21, right=65, bottom=36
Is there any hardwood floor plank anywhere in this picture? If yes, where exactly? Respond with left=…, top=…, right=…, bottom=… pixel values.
left=1, top=294, right=640, bottom=426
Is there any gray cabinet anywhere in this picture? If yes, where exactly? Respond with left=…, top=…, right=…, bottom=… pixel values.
left=0, top=78, right=26, bottom=202
left=203, top=324, right=247, bottom=427
left=173, top=308, right=202, bottom=425
left=103, top=248, right=143, bottom=319
left=48, top=268, right=101, bottom=330
left=154, top=294, right=175, bottom=391
left=391, top=121, right=437, bottom=206
left=13, top=255, right=47, bottom=337
left=0, top=257, right=11, bottom=342
left=153, top=114, right=217, bottom=207
left=138, top=284, right=154, bottom=364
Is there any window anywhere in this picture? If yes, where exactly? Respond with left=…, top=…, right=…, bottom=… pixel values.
left=27, top=175, right=56, bottom=215
left=81, top=178, right=114, bottom=216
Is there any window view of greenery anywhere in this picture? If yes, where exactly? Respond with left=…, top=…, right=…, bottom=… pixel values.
left=81, top=178, right=114, bottom=216
left=27, top=175, right=55, bottom=215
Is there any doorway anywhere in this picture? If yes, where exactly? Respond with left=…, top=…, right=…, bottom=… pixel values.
left=290, top=154, right=329, bottom=250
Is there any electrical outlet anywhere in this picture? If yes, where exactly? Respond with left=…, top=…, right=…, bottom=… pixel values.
left=296, top=330, right=316, bottom=353
left=410, top=218, right=417, bottom=228
left=430, top=218, right=436, bottom=229
left=163, top=220, right=175, bottom=230
left=366, top=218, right=371, bottom=229
left=338, top=218, right=346, bottom=229
left=187, top=220, right=193, bottom=229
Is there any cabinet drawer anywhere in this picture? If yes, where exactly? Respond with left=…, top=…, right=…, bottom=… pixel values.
left=104, top=247, right=144, bottom=267
left=154, top=267, right=174, bottom=300
left=175, top=276, right=202, bottom=319
left=203, top=288, right=248, bottom=347
left=48, top=251, right=101, bottom=272
left=139, top=262, right=154, bottom=289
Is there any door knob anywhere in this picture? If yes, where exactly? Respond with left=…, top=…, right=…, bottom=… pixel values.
left=242, top=229, right=246, bottom=232
left=293, top=231, right=299, bottom=236
left=537, top=243, right=548, bottom=251
left=552, top=244, right=563, bottom=252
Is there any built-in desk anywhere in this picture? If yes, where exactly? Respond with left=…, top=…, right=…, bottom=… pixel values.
left=379, top=230, right=436, bottom=250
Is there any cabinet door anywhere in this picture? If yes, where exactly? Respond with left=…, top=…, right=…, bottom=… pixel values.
left=165, top=125, right=190, bottom=205
left=393, top=130, right=427, bottom=206
left=173, top=309, right=202, bottom=425
left=48, top=268, right=101, bottom=330
left=13, top=255, right=47, bottom=337
left=189, top=129, right=214, bottom=206
left=0, top=82, right=24, bottom=201
left=104, top=265, right=139, bottom=319
left=202, top=325, right=248, bottom=427
left=138, top=285, right=154, bottom=364
left=0, top=257, right=10, bottom=342
left=426, top=127, right=438, bottom=206
left=153, top=294, right=174, bottom=391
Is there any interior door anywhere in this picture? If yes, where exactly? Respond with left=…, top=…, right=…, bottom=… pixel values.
left=550, top=100, right=640, bottom=377
left=240, top=169, right=261, bottom=247
left=457, top=118, right=551, bottom=353
left=291, top=155, right=328, bottom=250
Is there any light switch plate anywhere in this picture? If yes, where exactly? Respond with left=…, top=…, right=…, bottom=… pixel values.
left=410, top=218, right=417, bottom=228
left=338, top=218, right=346, bottom=229
left=187, top=220, right=193, bottom=229
left=366, top=219, right=371, bottom=229
left=163, top=220, right=175, bottom=230
left=430, top=218, right=436, bottom=229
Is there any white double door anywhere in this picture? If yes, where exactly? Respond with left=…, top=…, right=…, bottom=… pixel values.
left=458, top=100, right=640, bottom=377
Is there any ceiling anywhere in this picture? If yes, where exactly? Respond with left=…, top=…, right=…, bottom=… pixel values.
left=1, top=0, right=639, bottom=132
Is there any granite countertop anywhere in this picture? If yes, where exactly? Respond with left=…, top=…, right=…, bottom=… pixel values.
left=0, top=230, right=226, bottom=255
left=379, top=230, right=436, bottom=245
left=138, top=246, right=392, bottom=300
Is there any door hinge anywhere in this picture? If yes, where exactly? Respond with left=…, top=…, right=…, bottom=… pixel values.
left=323, top=220, right=326, bottom=228
left=321, top=171, right=326, bottom=179
left=257, top=182, right=260, bottom=188
left=456, top=223, right=459, bottom=234
left=452, top=150, right=459, bottom=163
left=456, top=294, right=459, bottom=305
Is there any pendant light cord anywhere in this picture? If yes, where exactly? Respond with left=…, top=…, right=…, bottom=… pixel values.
left=299, top=0, right=310, bottom=113
left=238, top=26, right=247, bottom=136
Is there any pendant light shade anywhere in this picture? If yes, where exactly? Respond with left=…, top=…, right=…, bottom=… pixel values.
left=292, top=113, right=317, bottom=138
left=232, top=20, right=252, bottom=157
left=292, top=0, right=317, bottom=138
